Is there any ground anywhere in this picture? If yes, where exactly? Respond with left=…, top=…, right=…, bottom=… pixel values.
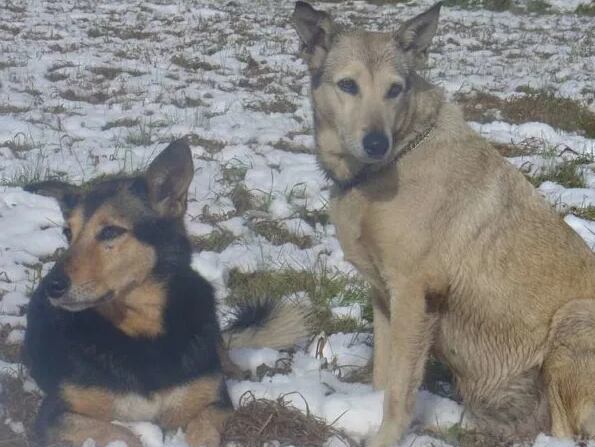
left=0, top=0, right=594, bottom=446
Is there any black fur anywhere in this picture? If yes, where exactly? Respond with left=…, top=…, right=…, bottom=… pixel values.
left=226, top=298, right=278, bottom=331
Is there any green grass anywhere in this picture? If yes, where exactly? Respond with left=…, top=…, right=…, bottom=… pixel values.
left=251, top=220, right=313, bottom=249
left=443, top=0, right=512, bottom=11
left=576, top=2, right=595, bottom=15
left=568, top=205, right=595, bottom=221
left=226, top=267, right=372, bottom=334
left=190, top=229, right=237, bottom=252
left=528, top=155, right=592, bottom=189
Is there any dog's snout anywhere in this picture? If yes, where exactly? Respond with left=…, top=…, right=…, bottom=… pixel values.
left=45, top=270, right=71, bottom=299
left=363, top=132, right=389, bottom=158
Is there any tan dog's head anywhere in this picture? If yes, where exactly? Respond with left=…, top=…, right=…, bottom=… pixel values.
left=292, top=2, right=441, bottom=179
left=26, top=140, right=194, bottom=312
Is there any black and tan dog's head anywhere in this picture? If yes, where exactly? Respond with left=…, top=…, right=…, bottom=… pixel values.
left=292, top=2, right=442, bottom=182
left=26, top=140, right=194, bottom=312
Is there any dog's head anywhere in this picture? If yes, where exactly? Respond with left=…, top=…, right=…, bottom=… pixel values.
left=26, top=140, right=194, bottom=312
left=292, top=2, right=441, bottom=174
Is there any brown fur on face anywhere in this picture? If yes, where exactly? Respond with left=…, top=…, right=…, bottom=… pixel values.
left=312, top=34, right=416, bottom=163
left=96, top=279, right=166, bottom=337
left=56, top=201, right=157, bottom=312
left=293, top=2, right=595, bottom=446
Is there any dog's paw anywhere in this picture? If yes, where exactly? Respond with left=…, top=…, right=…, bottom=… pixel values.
left=367, top=425, right=402, bottom=447
left=84, top=428, right=143, bottom=447
left=186, top=418, right=221, bottom=447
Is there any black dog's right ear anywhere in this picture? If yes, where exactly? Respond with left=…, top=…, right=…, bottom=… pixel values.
left=24, top=180, right=81, bottom=216
left=145, top=139, right=194, bottom=219
left=292, top=1, right=335, bottom=71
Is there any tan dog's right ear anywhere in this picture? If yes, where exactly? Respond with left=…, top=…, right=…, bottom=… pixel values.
left=292, top=1, right=335, bottom=72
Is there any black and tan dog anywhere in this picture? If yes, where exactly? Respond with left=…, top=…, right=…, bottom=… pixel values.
left=23, top=140, right=308, bottom=447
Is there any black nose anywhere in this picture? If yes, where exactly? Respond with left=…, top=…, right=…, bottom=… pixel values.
left=363, top=132, right=389, bottom=158
left=45, top=271, right=71, bottom=299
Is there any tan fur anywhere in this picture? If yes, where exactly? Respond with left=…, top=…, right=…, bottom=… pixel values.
left=48, top=413, right=142, bottom=447
left=293, top=2, right=595, bottom=445
left=96, top=279, right=166, bottom=337
left=62, top=375, right=231, bottom=447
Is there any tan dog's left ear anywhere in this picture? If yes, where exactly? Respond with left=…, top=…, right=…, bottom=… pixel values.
left=292, top=1, right=335, bottom=72
left=395, top=2, right=442, bottom=69
left=145, top=139, right=194, bottom=219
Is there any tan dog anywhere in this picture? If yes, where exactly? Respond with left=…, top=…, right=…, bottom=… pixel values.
left=292, top=2, right=595, bottom=445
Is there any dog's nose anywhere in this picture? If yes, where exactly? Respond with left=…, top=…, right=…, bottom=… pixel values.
left=363, top=132, right=389, bottom=158
left=45, top=271, right=71, bottom=299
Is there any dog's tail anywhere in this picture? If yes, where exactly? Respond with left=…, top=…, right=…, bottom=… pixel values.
left=222, top=299, right=310, bottom=350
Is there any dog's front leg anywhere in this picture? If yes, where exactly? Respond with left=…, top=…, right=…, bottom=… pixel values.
left=369, top=280, right=435, bottom=447
left=372, top=288, right=391, bottom=390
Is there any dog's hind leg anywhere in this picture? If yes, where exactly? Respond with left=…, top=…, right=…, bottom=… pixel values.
left=544, top=299, right=595, bottom=438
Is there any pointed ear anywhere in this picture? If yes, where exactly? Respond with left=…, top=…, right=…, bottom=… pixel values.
left=292, top=1, right=335, bottom=71
left=395, top=2, right=441, bottom=68
left=145, top=139, right=194, bottom=219
left=24, top=180, right=81, bottom=216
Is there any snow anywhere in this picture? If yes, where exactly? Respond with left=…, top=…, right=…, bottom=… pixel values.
left=0, top=0, right=593, bottom=446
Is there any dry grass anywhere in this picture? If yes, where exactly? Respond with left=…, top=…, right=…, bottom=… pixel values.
left=455, top=89, right=595, bottom=138
left=0, top=373, right=41, bottom=447
left=223, top=391, right=357, bottom=447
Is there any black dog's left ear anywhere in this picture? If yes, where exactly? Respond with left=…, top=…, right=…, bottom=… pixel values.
left=395, top=2, right=442, bottom=68
left=145, top=139, right=194, bottom=219
left=24, top=180, right=81, bottom=216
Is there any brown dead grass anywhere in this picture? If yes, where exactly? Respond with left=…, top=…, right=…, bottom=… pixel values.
left=223, top=391, right=358, bottom=447
left=455, top=89, right=595, bottom=138
left=0, top=373, right=41, bottom=447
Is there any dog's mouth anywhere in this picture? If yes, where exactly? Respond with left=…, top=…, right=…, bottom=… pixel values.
left=50, top=291, right=115, bottom=312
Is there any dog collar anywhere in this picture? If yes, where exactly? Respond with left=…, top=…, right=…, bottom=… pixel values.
left=332, top=124, right=435, bottom=192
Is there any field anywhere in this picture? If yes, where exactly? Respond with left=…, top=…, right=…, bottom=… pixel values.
left=0, top=0, right=594, bottom=446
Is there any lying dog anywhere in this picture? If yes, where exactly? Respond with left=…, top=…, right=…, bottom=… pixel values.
left=292, top=2, right=595, bottom=445
left=24, top=140, right=309, bottom=447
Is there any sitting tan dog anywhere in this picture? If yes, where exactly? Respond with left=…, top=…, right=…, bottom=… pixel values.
left=292, top=2, right=595, bottom=445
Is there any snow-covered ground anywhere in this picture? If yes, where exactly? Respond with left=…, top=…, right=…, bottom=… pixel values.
left=0, top=0, right=594, bottom=446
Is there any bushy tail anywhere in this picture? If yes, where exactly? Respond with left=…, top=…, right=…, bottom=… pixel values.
left=222, top=299, right=310, bottom=350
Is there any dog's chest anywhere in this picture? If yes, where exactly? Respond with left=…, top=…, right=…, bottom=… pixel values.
left=330, top=194, right=384, bottom=290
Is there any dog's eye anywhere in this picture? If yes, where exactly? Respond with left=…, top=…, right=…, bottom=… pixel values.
left=62, top=227, right=72, bottom=242
left=97, top=225, right=127, bottom=241
left=337, top=78, right=359, bottom=95
left=386, top=83, right=403, bottom=99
